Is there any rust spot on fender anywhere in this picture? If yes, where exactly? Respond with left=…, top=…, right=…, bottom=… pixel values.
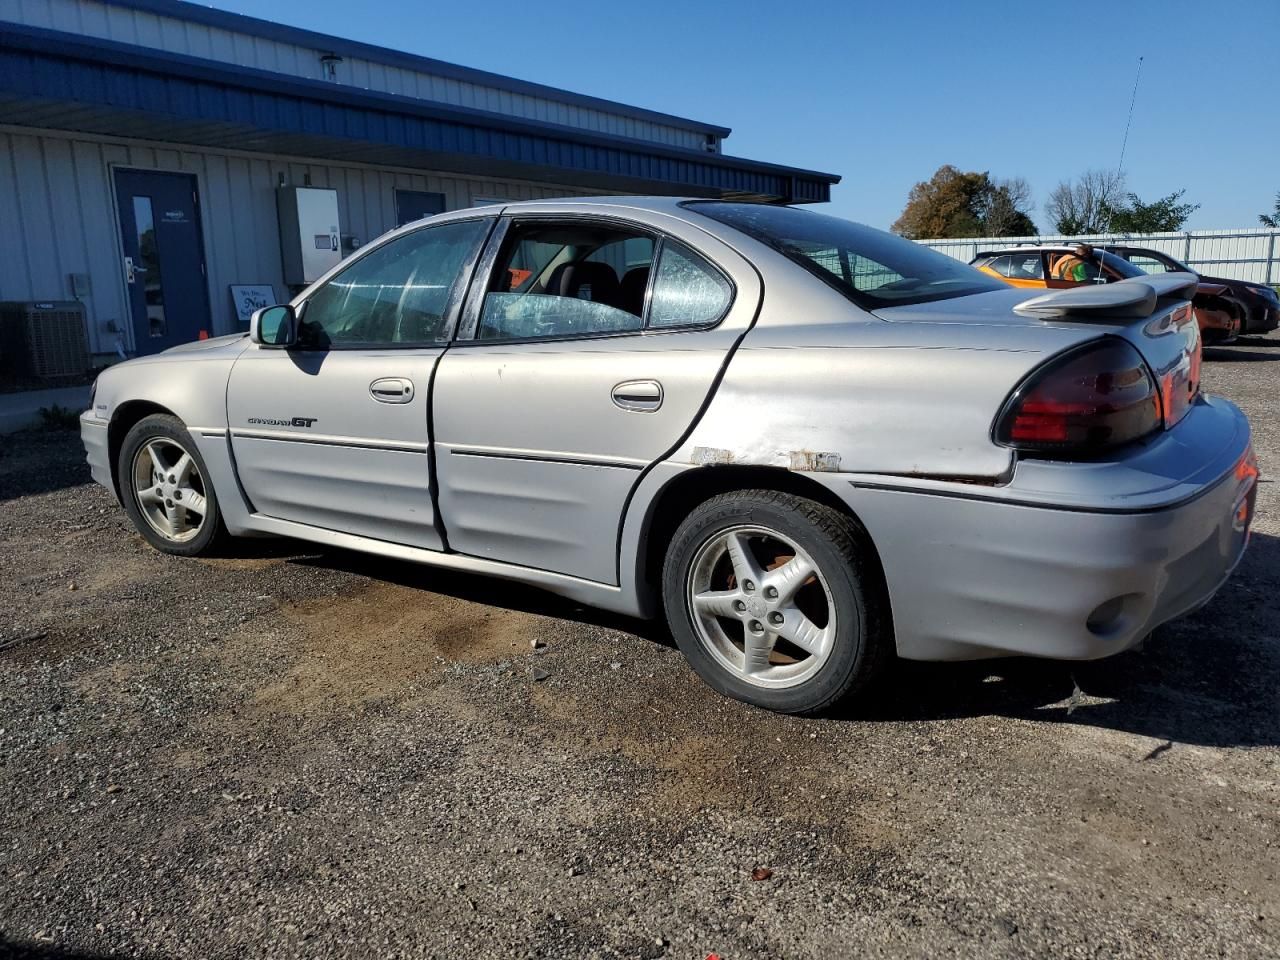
left=788, top=450, right=841, bottom=472
left=691, top=446, right=735, bottom=465
left=690, top=446, right=842, bottom=472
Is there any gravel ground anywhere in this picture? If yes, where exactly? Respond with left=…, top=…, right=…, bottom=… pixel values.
left=1, top=335, right=1278, bottom=960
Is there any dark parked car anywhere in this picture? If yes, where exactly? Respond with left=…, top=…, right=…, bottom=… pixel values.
left=972, top=244, right=1242, bottom=343
left=1097, top=244, right=1279, bottom=336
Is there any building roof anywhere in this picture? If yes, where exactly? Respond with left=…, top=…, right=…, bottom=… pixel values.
left=104, top=0, right=733, bottom=138
left=0, top=23, right=840, bottom=203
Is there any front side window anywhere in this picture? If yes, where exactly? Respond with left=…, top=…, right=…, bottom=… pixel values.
left=299, top=218, right=488, bottom=348
left=687, top=202, right=1003, bottom=309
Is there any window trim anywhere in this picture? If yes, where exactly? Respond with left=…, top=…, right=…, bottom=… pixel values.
left=290, top=214, right=496, bottom=351
left=452, top=213, right=736, bottom=346
left=646, top=236, right=736, bottom=331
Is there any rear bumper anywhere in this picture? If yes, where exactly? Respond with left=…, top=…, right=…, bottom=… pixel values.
left=80, top=413, right=116, bottom=498
left=1246, top=301, right=1279, bottom=334
left=825, top=398, right=1256, bottom=661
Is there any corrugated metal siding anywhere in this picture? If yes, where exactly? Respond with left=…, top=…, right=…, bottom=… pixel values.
left=0, top=125, right=609, bottom=355
left=4, top=0, right=711, bottom=150
left=920, top=230, right=1280, bottom=285
left=0, top=30, right=832, bottom=203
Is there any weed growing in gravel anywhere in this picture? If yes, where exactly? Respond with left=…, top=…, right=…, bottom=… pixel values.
left=38, top=404, right=81, bottom=430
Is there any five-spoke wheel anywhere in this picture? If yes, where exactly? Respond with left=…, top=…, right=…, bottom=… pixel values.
left=118, top=414, right=225, bottom=556
left=664, top=490, right=887, bottom=714
left=688, top=525, right=836, bottom=689
left=131, top=436, right=209, bottom=543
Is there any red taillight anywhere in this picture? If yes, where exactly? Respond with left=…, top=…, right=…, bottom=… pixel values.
left=995, top=339, right=1163, bottom=457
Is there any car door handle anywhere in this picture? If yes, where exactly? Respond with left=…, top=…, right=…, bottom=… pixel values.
left=369, top=378, right=414, bottom=403
left=611, top=379, right=663, bottom=413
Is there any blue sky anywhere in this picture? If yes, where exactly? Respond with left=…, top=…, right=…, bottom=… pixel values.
left=207, top=0, right=1279, bottom=232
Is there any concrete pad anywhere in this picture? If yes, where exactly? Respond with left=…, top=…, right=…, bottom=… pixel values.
left=0, top=385, right=90, bottom=435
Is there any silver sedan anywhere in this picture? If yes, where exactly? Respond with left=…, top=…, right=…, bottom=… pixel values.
left=81, top=197, right=1257, bottom=713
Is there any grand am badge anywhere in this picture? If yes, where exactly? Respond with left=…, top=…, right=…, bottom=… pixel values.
left=247, top=417, right=318, bottom=428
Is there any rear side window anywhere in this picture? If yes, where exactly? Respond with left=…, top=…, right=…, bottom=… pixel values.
left=648, top=241, right=732, bottom=328
left=475, top=220, right=732, bottom=341
left=687, top=202, right=1003, bottom=309
left=985, top=255, right=1016, bottom=277
left=1002, top=253, right=1044, bottom=280
left=478, top=222, right=653, bottom=340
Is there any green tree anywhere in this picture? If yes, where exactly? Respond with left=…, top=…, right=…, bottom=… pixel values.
left=1260, top=192, right=1280, bottom=228
left=1105, top=190, right=1199, bottom=232
left=893, top=166, right=1036, bottom=239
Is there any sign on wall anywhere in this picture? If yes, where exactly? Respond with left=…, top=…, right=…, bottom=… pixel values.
left=229, top=284, right=279, bottom=330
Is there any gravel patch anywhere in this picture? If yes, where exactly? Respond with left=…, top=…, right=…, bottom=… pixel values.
left=1, top=335, right=1278, bottom=959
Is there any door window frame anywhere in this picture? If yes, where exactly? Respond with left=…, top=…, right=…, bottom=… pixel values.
left=290, top=214, right=497, bottom=351
left=452, top=214, right=736, bottom=345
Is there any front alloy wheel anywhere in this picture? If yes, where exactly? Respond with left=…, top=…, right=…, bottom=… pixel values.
left=131, top=437, right=209, bottom=543
left=118, top=414, right=225, bottom=557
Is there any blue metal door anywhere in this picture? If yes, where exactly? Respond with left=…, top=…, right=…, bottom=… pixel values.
left=114, top=169, right=213, bottom=355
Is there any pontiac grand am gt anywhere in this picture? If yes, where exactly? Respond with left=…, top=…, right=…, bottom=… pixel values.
left=81, top=198, right=1257, bottom=714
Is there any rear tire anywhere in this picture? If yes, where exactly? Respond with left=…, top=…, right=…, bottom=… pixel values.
left=662, top=489, right=890, bottom=715
left=117, top=414, right=227, bottom=557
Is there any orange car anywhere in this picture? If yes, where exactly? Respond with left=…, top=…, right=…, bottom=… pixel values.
left=971, top=244, right=1239, bottom=342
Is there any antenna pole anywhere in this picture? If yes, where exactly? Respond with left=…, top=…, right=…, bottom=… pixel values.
left=1118, top=56, right=1144, bottom=174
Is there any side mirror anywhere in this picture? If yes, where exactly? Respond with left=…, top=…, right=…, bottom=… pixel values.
left=250, top=304, right=297, bottom=347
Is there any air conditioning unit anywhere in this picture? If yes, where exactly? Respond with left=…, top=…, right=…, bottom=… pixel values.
left=0, top=301, right=90, bottom=381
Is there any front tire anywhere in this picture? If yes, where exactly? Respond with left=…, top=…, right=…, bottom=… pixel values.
left=117, top=414, right=226, bottom=557
left=662, top=490, right=889, bottom=715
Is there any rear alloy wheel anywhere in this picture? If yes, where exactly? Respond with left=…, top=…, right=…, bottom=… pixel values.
left=118, top=414, right=225, bottom=556
left=663, top=490, right=889, bottom=714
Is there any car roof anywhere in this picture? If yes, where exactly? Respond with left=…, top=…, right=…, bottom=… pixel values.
left=456, top=195, right=702, bottom=216
left=976, top=246, right=1086, bottom=254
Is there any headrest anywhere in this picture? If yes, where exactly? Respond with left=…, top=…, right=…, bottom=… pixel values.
left=545, top=260, right=620, bottom=303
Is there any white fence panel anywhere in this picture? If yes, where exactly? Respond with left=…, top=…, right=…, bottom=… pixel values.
left=918, top=229, right=1280, bottom=285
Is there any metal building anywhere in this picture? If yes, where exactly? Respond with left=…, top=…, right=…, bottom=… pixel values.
left=0, top=0, right=840, bottom=363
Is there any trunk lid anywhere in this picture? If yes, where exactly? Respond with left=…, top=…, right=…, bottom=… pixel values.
left=874, top=274, right=1203, bottom=431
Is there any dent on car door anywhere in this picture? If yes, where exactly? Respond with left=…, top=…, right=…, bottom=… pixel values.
left=226, top=216, right=492, bottom=548
left=431, top=215, right=757, bottom=583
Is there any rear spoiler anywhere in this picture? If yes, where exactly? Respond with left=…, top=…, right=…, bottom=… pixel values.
left=1013, top=272, right=1199, bottom=320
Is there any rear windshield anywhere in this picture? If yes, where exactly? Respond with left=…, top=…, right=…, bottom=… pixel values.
left=686, top=202, right=1004, bottom=308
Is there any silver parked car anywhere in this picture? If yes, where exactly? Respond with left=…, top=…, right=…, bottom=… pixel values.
left=81, top=198, right=1258, bottom=714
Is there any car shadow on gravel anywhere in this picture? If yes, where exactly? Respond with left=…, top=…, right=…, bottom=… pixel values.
left=276, top=526, right=1278, bottom=751
left=1231, top=334, right=1280, bottom=348
left=855, top=531, right=1280, bottom=750
left=1203, top=347, right=1280, bottom=363
left=0, top=429, right=91, bottom=502
left=283, top=548, right=675, bottom=646
left=0, top=937, right=157, bottom=959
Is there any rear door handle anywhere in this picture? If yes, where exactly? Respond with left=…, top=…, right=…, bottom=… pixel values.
left=611, top=379, right=663, bottom=413
left=370, top=378, right=414, bottom=403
